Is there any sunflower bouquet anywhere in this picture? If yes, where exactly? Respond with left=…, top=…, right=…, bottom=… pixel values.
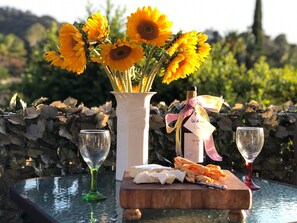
left=45, top=6, right=211, bottom=92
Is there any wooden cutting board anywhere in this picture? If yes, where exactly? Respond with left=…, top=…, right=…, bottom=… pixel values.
left=120, top=170, right=252, bottom=210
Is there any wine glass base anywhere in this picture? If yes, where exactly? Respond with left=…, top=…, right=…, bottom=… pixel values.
left=82, top=191, right=106, bottom=202
left=245, top=181, right=261, bottom=191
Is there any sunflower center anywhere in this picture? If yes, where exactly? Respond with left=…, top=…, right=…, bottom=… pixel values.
left=70, top=38, right=78, bottom=48
left=137, top=20, right=159, bottom=40
left=179, top=60, right=187, bottom=67
left=110, top=45, right=132, bottom=60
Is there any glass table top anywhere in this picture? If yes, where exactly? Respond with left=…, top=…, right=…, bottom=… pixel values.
left=11, top=173, right=297, bottom=223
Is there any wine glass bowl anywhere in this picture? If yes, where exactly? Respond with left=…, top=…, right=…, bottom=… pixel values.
left=236, top=127, right=264, bottom=190
left=78, top=129, right=111, bottom=202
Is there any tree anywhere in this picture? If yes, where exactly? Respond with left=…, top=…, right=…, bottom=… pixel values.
left=0, top=33, right=27, bottom=75
left=252, top=0, right=264, bottom=45
left=104, top=0, right=126, bottom=41
left=25, top=23, right=47, bottom=47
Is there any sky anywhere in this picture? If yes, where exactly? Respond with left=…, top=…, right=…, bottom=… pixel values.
left=1, top=0, right=296, bottom=44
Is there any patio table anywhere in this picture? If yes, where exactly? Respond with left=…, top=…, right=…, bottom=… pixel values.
left=10, top=172, right=297, bottom=223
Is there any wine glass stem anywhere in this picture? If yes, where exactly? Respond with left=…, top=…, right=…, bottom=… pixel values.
left=90, top=167, right=99, bottom=192
left=245, top=161, right=253, bottom=183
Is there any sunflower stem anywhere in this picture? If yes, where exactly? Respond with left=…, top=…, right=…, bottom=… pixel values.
left=145, top=55, right=166, bottom=92
left=103, top=66, right=120, bottom=92
left=140, top=46, right=157, bottom=92
left=139, top=73, right=145, bottom=92
left=145, top=65, right=159, bottom=92
left=90, top=47, right=100, bottom=57
left=123, top=70, right=130, bottom=92
left=142, top=46, right=157, bottom=75
left=89, top=48, right=120, bottom=92
left=126, top=68, right=133, bottom=92
left=117, top=70, right=127, bottom=92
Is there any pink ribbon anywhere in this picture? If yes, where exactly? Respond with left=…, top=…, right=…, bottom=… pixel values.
left=165, top=95, right=223, bottom=161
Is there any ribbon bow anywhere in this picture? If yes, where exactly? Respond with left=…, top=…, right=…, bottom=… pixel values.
left=165, top=95, right=224, bottom=161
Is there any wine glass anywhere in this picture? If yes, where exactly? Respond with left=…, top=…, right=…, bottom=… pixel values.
left=78, top=129, right=111, bottom=202
left=236, top=127, right=264, bottom=190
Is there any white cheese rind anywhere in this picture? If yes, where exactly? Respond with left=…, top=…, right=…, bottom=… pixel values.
left=133, top=171, right=159, bottom=184
left=129, top=164, right=172, bottom=178
left=133, top=169, right=186, bottom=185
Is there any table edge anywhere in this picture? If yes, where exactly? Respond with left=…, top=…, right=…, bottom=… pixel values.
left=10, top=184, right=58, bottom=223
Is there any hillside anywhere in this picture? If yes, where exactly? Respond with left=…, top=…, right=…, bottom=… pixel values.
left=0, top=7, right=57, bottom=40
left=0, top=7, right=59, bottom=76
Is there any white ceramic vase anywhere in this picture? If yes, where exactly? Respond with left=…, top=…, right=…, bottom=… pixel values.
left=112, top=92, right=156, bottom=181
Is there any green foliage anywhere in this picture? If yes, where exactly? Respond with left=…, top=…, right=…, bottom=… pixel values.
left=0, top=67, right=9, bottom=79
left=25, top=23, right=47, bottom=47
left=188, top=40, right=297, bottom=107
left=0, top=33, right=26, bottom=57
left=188, top=41, right=247, bottom=106
left=0, top=33, right=27, bottom=77
left=104, top=0, right=126, bottom=41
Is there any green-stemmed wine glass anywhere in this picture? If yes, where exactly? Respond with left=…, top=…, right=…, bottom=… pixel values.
left=78, top=129, right=111, bottom=202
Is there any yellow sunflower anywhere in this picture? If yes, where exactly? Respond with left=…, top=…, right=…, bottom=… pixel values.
left=196, top=32, right=211, bottom=63
left=163, top=51, right=198, bottom=84
left=132, top=84, right=141, bottom=92
left=100, top=38, right=144, bottom=72
left=44, top=51, right=66, bottom=68
left=58, top=23, right=87, bottom=74
left=126, top=6, right=173, bottom=47
left=83, top=13, right=109, bottom=42
left=167, top=31, right=198, bottom=56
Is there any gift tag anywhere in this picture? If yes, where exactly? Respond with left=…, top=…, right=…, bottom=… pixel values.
left=183, top=111, right=215, bottom=140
